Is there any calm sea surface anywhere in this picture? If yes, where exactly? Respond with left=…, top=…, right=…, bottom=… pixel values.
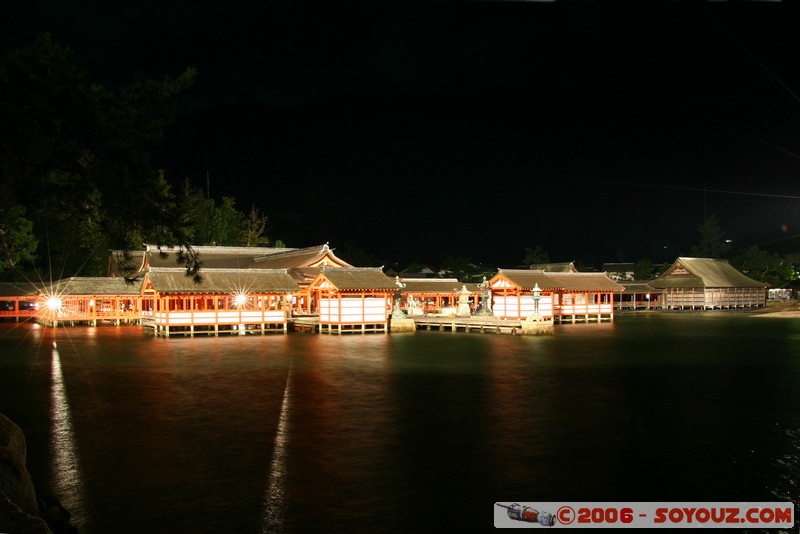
left=1, top=313, right=798, bottom=533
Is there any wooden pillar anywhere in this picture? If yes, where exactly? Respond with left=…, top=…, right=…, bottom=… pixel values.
left=164, top=295, right=170, bottom=331
left=610, top=292, right=615, bottom=321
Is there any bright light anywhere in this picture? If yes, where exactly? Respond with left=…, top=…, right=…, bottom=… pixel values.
left=46, top=297, right=62, bottom=311
left=234, top=293, right=247, bottom=307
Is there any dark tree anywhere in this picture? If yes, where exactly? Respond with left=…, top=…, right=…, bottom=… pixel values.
left=633, top=258, right=655, bottom=280
left=690, top=215, right=729, bottom=259
left=523, top=245, right=549, bottom=267
left=441, top=255, right=476, bottom=282
left=729, top=246, right=796, bottom=288
left=0, top=34, right=196, bottom=277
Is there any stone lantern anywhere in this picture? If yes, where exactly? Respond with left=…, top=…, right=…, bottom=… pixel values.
left=457, top=285, right=472, bottom=317
left=391, top=276, right=408, bottom=319
left=475, top=276, right=493, bottom=317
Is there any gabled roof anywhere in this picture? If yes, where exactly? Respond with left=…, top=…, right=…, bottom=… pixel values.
left=130, top=244, right=352, bottom=280
left=490, top=270, right=562, bottom=291
left=491, top=269, right=624, bottom=292
left=619, top=281, right=662, bottom=293
left=286, top=267, right=325, bottom=285
left=547, top=272, right=626, bottom=292
left=108, top=250, right=146, bottom=277
left=252, top=243, right=353, bottom=269
left=311, top=267, right=397, bottom=291
left=529, top=262, right=578, bottom=273
left=649, top=257, right=765, bottom=289
left=399, top=278, right=478, bottom=293
left=143, top=244, right=286, bottom=270
left=144, top=268, right=299, bottom=294
left=46, top=277, right=143, bottom=296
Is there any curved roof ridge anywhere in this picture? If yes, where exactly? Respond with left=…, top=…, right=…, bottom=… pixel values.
left=145, top=243, right=294, bottom=254
left=253, top=243, right=328, bottom=260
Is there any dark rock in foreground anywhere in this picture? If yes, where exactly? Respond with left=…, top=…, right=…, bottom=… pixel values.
left=0, top=412, right=77, bottom=533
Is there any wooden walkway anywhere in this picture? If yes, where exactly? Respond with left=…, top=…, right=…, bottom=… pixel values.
left=412, top=316, right=525, bottom=334
left=289, top=315, right=530, bottom=335
left=289, top=316, right=320, bottom=333
left=288, top=315, right=560, bottom=335
left=289, top=316, right=388, bottom=334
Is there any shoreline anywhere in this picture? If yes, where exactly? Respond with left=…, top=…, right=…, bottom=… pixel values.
left=748, top=300, right=800, bottom=318
left=616, top=301, right=800, bottom=319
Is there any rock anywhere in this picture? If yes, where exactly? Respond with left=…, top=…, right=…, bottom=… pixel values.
left=38, top=495, right=78, bottom=534
left=0, top=412, right=39, bottom=517
left=0, top=411, right=78, bottom=533
left=0, top=412, right=27, bottom=463
left=0, top=491, right=52, bottom=534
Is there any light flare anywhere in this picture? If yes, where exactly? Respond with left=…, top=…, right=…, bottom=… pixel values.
left=46, top=296, right=63, bottom=311
left=234, top=292, right=248, bottom=307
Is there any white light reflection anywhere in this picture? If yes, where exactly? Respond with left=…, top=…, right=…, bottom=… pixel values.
left=263, top=366, right=292, bottom=533
left=50, top=348, right=86, bottom=522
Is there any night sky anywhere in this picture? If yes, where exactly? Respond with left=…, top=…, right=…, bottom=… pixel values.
left=4, top=1, right=800, bottom=268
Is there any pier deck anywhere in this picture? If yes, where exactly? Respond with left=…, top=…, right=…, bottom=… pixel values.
left=411, top=316, right=526, bottom=334
left=290, top=315, right=538, bottom=335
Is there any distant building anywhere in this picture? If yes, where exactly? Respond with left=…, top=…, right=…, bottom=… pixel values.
left=529, top=262, right=578, bottom=273
left=602, top=262, right=635, bottom=281
left=398, top=278, right=480, bottom=316
left=398, top=266, right=437, bottom=279
left=649, top=257, right=766, bottom=310
left=616, top=280, right=661, bottom=310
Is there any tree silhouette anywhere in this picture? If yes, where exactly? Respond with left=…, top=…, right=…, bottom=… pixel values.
left=0, top=34, right=197, bottom=277
left=523, top=245, right=549, bottom=267
left=690, top=215, right=729, bottom=258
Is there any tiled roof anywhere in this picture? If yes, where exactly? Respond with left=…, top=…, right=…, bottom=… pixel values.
left=316, top=267, right=397, bottom=291
left=493, top=270, right=563, bottom=291
left=0, top=281, right=45, bottom=297
left=146, top=268, right=299, bottom=293
left=253, top=244, right=353, bottom=268
left=286, top=267, right=324, bottom=284
left=140, top=243, right=354, bottom=273
left=618, top=281, right=661, bottom=293
left=108, top=250, right=146, bottom=276
left=649, top=258, right=765, bottom=289
left=47, top=277, right=143, bottom=295
left=547, top=272, right=626, bottom=292
left=494, top=269, right=624, bottom=292
left=143, top=244, right=292, bottom=270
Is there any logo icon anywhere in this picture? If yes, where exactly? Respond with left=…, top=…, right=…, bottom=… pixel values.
left=496, top=503, right=556, bottom=526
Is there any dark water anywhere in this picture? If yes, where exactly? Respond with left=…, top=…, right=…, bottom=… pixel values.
left=1, top=313, right=798, bottom=532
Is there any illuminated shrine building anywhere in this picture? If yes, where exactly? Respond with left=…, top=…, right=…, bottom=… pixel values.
left=649, top=257, right=766, bottom=310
